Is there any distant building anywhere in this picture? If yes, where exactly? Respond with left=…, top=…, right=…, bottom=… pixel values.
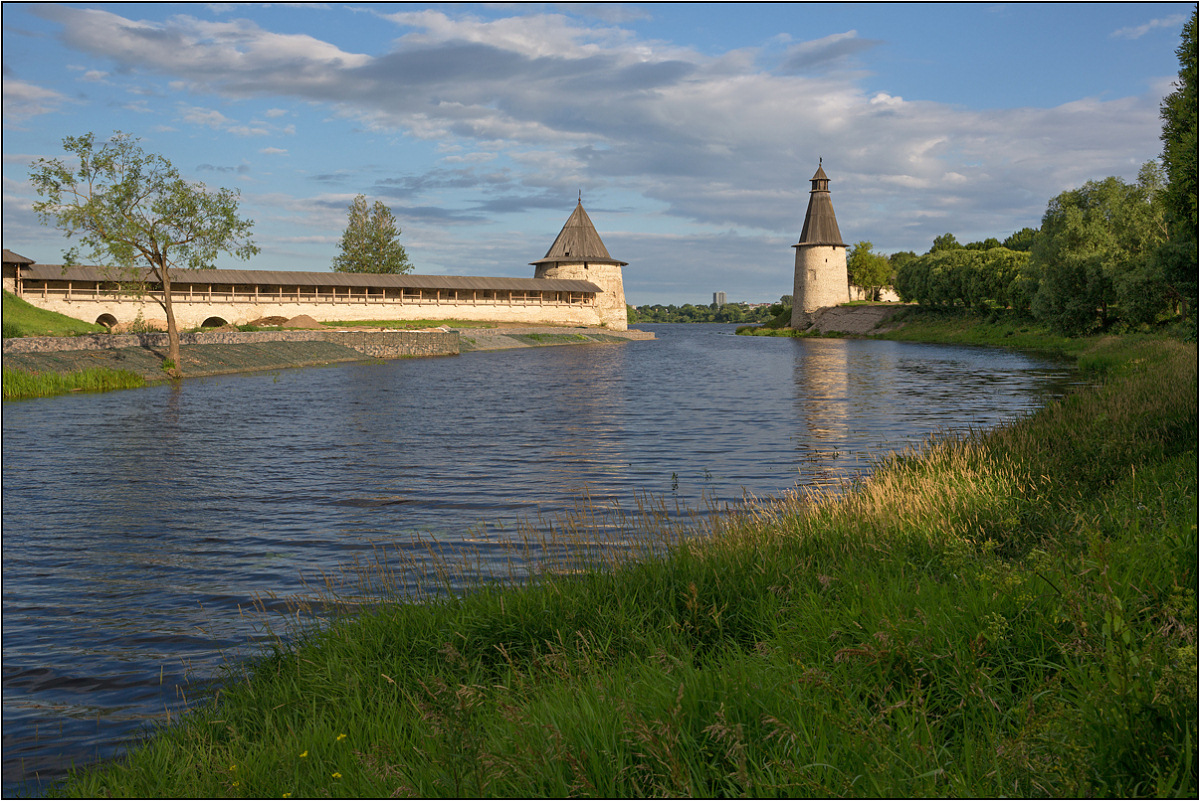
left=713, top=291, right=727, bottom=306
left=791, top=161, right=849, bottom=329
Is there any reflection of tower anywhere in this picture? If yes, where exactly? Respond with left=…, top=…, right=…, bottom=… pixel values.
left=793, top=338, right=853, bottom=489
left=791, top=162, right=848, bottom=329
left=532, top=201, right=629, bottom=330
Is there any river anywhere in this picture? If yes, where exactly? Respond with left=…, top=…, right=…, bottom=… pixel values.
left=1, top=323, right=1074, bottom=794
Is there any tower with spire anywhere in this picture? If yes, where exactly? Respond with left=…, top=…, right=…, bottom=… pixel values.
left=791, top=160, right=849, bottom=328
left=531, top=199, right=629, bottom=330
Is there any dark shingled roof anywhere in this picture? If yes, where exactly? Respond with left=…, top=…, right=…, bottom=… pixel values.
left=795, top=164, right=845, bottom=247
left=18, top=264, right=602, bottom=293
left=531, top=202, right=627, bottom=267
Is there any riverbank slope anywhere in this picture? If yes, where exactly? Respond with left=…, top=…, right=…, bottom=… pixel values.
left=49, top=331, right=1197, bottom=798
left=2, top=325, right=654, bottom=392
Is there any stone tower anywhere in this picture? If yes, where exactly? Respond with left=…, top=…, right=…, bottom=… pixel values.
left=531, top=200, right=629, bottom=330
left=791, top=162, right=848, bottom=329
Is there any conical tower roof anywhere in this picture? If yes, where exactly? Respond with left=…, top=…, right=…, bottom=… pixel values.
left=795, top=162, right=845, bottom=247
left=531, top=201, right=627, bottom=267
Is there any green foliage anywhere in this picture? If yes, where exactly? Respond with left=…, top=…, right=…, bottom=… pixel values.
left=1160, top=9, right=1198, bottom=236
left=847, top=241, right=893, bottom=300
left=28, top=131, right=259, bottom=370
left=332, top=195, right=413, bottom=274
left=1003, top=227, right=1040, bottom=252
left=965, top=237, right=1002, bottom=251
left=929, top=232, right=961, bottom=252
left=2, top=290, right=106, bottom=338
left=888, top=251, right=917, bottom=272
left=629, top=303, right=777, bottom=324
left=3, top=366, right=145, bottom=400
left=1030, top=168, right=1168, bottom=334
left=893, top=247, right=1032, bottom=311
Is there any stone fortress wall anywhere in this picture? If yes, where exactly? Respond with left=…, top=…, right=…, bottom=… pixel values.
left=3, top=198, right=631, bottom=333
left=4, top=285, right=604, bottom=331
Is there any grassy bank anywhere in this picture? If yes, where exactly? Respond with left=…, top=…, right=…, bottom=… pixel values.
left=48, top=335, right=1197, bottom=798
left=2, top=290, right=107, bottom=338
left=2, top=366, right=146, bottom=400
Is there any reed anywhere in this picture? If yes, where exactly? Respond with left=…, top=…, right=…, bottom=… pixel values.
left=47, top=338, right=1196, bottom=799
left=3, top=366, right=146, bottom=400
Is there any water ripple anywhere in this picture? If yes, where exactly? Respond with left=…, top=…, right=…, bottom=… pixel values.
left=1, top=324, right=1073, bottom=795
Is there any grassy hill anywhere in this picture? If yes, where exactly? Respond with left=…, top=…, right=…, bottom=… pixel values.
left=2, top=291, right=106, bottom=338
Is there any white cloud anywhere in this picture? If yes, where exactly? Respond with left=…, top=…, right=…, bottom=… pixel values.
left=1, top=77, right=70, bottom=121
left=259, top=147, right=288, bottom=155
left=1111, top=14, right=1187, bottom=40
left=10, top=4, right=1172, bottom=293
left=179, top=104, right=232, bottom=129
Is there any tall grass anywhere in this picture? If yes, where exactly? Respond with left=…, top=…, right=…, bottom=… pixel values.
left=48, top=339, right=1196, bottom=798
left=3, top=367, right=146, bottom=400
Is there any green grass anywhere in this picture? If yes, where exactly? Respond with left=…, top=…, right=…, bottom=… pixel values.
left=3, top=366, right=146, bottom=400
left=45, top=335, right=1197, bottom=799
left=2, top=290, right=107, bottom=338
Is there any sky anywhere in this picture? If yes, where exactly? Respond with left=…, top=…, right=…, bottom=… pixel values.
left=2, top=2, right=1192, bottom=305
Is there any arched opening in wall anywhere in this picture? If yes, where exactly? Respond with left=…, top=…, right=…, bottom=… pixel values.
left=201, top=316, right=228, bottom=328
left=96, top=314, right=118, bottom=329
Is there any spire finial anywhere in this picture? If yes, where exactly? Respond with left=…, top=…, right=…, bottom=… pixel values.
left=578, top=189, right=582, bottom=204
left=819, top=156, right=822, bottom=166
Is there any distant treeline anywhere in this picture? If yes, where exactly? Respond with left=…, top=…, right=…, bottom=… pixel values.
left=628, top=302, right=786, bottom=324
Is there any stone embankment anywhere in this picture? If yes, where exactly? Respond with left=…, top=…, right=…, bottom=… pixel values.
left=2, top=326, right=655, bottom=381
left=1, top=329, right=460, bottom=358
left=453, top=326, right=655, bottom=352
left=801, top=304, right=909, bottom=335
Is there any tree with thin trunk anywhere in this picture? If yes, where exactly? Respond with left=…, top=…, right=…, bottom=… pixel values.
left=29, top=132, right=259, bottom=377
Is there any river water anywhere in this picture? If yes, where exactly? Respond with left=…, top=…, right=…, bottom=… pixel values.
left=0, top=324, right=1074, bottom=794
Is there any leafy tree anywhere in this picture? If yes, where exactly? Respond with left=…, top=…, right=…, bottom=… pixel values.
left=965, top=237, right=1002, bottom=251
left=929, top=233, right=961, bottom=253
left=1003, top=227, right=1039, bottom=252
left=894, top=246, right=1032, bottom=311
left=1160, top=8, right=1198, bottom=235
left=1156, top=9, right=1198, bottom=321
left=847, top=241, right=893, bottom=300
left=888, top=251, right=917, bottom=275
left=332, top=195, right=413, bottom=274
left=1030, top=167, right=1167, bottom=334
left=29, top=132, right=258, bottom=375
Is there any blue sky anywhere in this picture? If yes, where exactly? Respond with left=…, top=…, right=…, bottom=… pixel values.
left=2, top=2, right=1191, bottom=305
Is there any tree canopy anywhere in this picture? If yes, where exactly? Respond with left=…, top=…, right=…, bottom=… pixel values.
left=1160, top=7, right=1198, bottom=236
left=847, top=241, right=893, bottom=300
left=930, top=233, right=962, bottom=252
left=1030, top=167, right=1167, bottom=333
left=29, top=131, right=258, bottom=375
left=332, top=196, right=413, bottom=274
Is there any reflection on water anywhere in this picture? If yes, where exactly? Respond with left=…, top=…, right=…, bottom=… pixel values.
left=0, top=324, right=1073, bottom=794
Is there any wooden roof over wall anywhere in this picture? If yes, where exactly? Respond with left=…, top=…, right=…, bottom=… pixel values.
left=18, top=264, right=602, bottom=294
